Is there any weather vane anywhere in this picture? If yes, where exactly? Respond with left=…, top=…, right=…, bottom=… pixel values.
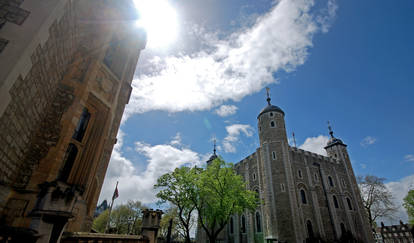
left=327, top=121, right=334, bottom=138
left=213, top=138, right=216, bottom=155
left=266, top=87, right=271, bottom=105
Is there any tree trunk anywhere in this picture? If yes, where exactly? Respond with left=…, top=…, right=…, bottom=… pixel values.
left=208, top=234, right=216, bottom=243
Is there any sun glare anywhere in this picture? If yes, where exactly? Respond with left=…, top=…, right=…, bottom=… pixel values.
left=134, top=0, right=178, bottom=49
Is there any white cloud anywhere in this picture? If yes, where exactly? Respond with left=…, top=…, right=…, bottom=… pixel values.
left=299, top=135, right=329, bottom=156
left=222, top=124, right=254, bottom=153
left=214, top=105, right=238, bottom=117
left=404, top=154, right=414, bottom=162
left=382, top=174, right=414, bottom=224
left=170, top=133, right=182, bottom=146
left=360, top=136, right=377, bottom=147
left=123, top=0, right=337, bottom=119
left=99, top=132, right=202, bottom=205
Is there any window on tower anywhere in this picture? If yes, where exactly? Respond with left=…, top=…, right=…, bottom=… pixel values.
left=346, top=198, right=353, bottom=210
left=72, top=108, right=91, bottom=142
left=300, top=189, right=307, bottom=204
left=255, top=212, right=262, bottom=232
left=272, top=151, right=277, bottom=160
left=298, top=169, right=303, bottom=178
left=333, top=195, right=339, bottom=208
left=270, top=121, right=275, bottom=127
left=328, top=176, right=334, bottom=187
left=269, top=112, right=273, bottom=117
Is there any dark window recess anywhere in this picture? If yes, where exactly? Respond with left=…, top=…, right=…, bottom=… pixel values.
left=241, top=215, right=246, bottom=233
left=346, top=198, right=353, bottom=210
left=298, top=170, right=302, bottom=178
left=270, top=121, right=275, bottom=127
left=230, top=217, right=234, bottom=234
left=306, top=220, right=314, bottom=239
left=328, top=176, right=334, bottom=187
left=255, top=189, right=259, bottom=199
left=300, top=189, right=307, bottom=204
left=59, top=143, right=78, bottom=182
left=255, top=212, right=262, bottom=232
left=103, top=37, right=128, bottom=79
left=72, top=108, right=91, bottom=142
left=269, top=112, right=273, bottom=117
left=0, top=38, right=9, bottom=53
left=333, top=195, right=339, bottom=208
left=340, top=223, right=346, bottom=237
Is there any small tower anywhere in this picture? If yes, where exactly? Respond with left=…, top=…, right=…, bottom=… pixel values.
left=257, top=87, right=287, bottom=145
left=206, top=139, right=218, bottom=166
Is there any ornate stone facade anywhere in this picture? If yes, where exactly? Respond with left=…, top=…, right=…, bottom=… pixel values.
left=0, top=0, right=146, bottom=242
left=197, top=97, right=374, bottom=243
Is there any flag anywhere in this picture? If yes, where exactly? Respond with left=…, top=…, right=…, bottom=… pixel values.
left=112, top=183, right=119, bottom=201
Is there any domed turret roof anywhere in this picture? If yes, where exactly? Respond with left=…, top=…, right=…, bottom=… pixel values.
left=324, top=122, right=346, bottom=148
left=257, top=88, right=284, bottom=118
left=257, top=104, right=285, bottom=118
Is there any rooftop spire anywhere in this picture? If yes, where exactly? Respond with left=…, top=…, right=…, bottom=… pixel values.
left=266, top=87, right=271, bottom=105
left=213, top=138, right=216, bottom=155
left=292, top=132, right=297, bottom=148
left=327, top=121, right=334, bottom=138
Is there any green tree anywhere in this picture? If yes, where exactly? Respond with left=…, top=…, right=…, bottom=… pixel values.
left=358, top=175, right=397, bottom=229
left=92, top=200, right=144, bottom=234
left=403, top=189, right=414, bottom=224
left=194, top=158, right=257, bottom=243
left=155, top=166, right=199, bottom=243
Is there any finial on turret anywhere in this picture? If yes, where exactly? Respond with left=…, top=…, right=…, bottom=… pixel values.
left=327, top=121, right=334, bottom=138
left=266, top=87, right=271, bottom=105
left=292, top=132, right=297, bottom=148
left=213, top=139, right=217, bottom=155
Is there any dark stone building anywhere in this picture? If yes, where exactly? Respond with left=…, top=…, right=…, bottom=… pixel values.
left=0, top=0, right=146, bottom=242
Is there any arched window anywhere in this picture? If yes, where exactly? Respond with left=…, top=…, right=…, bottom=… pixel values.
left=270, top=121, right=275, bottom=127
left=333, top=195, right=339, bottom=208
left=241, top=215, right=246, bottom=233
left=230, top=217, right=234, bottom=234
left=298, top=170, right=302, bottom=178
left=340, top=223, right=346, bottom=237
left=272, top=151, right=276, bottom=160
left=269, top=112, right=273, bottom=117
left=346, top=198, right=353, bottom=210
left=300, top=189, right=307, bottom=204
left=255, top=212, right=262, bottom=232
left=59, top=143, right=78, bottom=182
left=253, top=173, right=256, bottom=181
left=306, top=220, right=314, bottom=239
left=328, top=176, right=334, bottom=187
left=72, top=108, right=91, bottom=142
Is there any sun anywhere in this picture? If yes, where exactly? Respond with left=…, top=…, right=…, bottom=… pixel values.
left=133, top=0, right=179, bottom=49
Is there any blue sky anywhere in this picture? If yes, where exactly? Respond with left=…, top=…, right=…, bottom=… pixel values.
left=99, top=0, right=414, bottom=224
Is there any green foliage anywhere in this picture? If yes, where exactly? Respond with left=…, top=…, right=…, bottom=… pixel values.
left=154, top=158, right=258, bottom=243
left=93, top=209, right=109, bottom=232
left=403, top=189, right=414, bottom=224
left=92, top=200, right=144, bottom=234
left=155, top=167, right=199, bottom=243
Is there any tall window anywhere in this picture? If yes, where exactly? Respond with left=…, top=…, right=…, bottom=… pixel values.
left=270, top=121, right=275, bottom=127
left=241, top=215, right=246, bottom=233
left=300, top=189, right=307, bottom=204
left=328, top=176, right=334, bottom=187
left=298, top=170, right=302, bottom=178
left=230, top=217, right=234, bottom=234
left=59, top=143, right=78, bottom=182
left=306, top=220, right=314, bottom=239
left=72, top=108, right=91, bottom=142
left=333, top=195, right=339, bottom=208
left=340, top=223, right=346, bottom=237
left=269, top=112, right=273, bottom=117
left=272, top=151, right=277, bottom=160
left=346, top=198, right=353, bottom=210
left=256, top=212, right=262, bottom=232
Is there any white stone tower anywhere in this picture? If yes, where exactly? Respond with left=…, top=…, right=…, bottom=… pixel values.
left=256, top=88, right=300, bottom=242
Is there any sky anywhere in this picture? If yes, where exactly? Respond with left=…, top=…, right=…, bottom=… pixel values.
left=98, top=0, right=414, bottom=225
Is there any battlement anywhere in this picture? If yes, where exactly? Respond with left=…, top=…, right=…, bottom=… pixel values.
left=289, top=146, right=339, bottom=164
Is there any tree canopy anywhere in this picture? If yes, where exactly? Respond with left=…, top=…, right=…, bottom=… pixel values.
left=403, top=189, right=414, bottom=224
left=92, top=200, right=144, bottom=234
left=358, top=175, right=397, bottom=228
left=154, top=158, right=258, bottom=243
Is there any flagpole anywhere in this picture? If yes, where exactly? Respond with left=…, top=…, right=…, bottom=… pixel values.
left=105, top=181, right=118, bottom=233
